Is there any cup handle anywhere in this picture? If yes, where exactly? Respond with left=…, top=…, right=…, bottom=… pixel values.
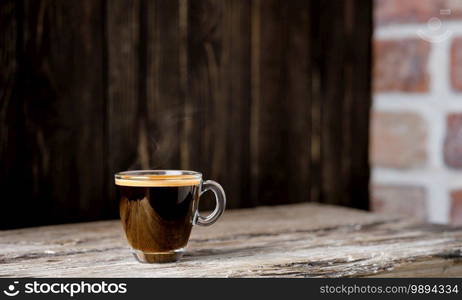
left=194, top=180, right=226, bottom=226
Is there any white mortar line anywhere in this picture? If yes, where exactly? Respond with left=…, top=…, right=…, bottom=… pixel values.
left=375, top=21, right=462, bottom=40
left=374, top=94, right=462, bottom=108
left=428, top=35, right=452, bottom=223
left=429, top=30, right=453, bottom=96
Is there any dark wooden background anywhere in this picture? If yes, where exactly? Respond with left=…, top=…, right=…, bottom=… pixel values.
left=0, top=0, right=372, bottom=229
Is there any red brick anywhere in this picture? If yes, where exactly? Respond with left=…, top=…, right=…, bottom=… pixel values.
left=450, top=190, right=462, bottom=225
left=451, top=37, right=462, bottom=92
left=374, top=39, right=430, bottom=93
left=371, top=111, right=427, bottom=168
left=371, top=184, right=427, bottom=221
left=444, top=114, right=462, bottom=169
left=375, top=0, right=462, bottom=25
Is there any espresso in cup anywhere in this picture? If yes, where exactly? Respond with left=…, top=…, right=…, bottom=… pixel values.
left=115, top=170, right=225, bottom=263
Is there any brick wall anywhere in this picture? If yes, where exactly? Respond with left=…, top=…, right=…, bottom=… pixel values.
left=371, top=0, right=462, bottom=224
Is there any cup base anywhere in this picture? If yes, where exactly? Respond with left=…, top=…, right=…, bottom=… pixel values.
left=132, top=248, right=184, bottom=263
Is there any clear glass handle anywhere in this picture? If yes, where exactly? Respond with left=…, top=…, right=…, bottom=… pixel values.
left=194, top=180, right=226, bottom=226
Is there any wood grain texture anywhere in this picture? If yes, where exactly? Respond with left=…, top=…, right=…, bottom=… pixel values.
left=187, top=0, right=251, bottom=209
left=316, top=0, right=347, bottom=207
left=0, top=0, right=372, bottom=228
left=1, top=203, right=461, bottom=277
left=251, top=0, right=311, bottom=206
left=222, top=0, right=251, bottom=209
left=310, top=0, right=371, bottom=209
left=0, top=0, right=18, bottom=227
left=347, top=0, right=372, bottom=210
left=145, top=0, right=182, bottom=170
left=285, top=0, right=311, bottom=205
left=106, top=0, right=141, bottom=218
left=1, top=0, right=106, bottom=228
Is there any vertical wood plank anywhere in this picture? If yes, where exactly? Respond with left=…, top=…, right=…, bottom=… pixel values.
left=225, top=0, right=251, bottom=208
left=187, top=0, right=219, bottom=209
left=311, top=0, right=371, bottom=209
left=179, top=0, right=190, bottom=170
left=347, top=0, right=372, bottom=210
left=7, top=0, right=105, bottom=228
left=188, top=0, right=251, bottom=209
left=252, top=0, right=285, bottom=206
left=251, top=0, right=311, bottom=206
left=341, top=0, right=354, bottom=209
left=72, top=0, right=106, bottom=219
left=32, top=0, right=105, bottom=222
left=285, top=0, right=311, bottom=204
left=0, top=1, right=17, bottom=127
left=309, top=0, right=323, bottom=205
left=182, top=0, right=202, bottom=174
left=318, top=0, right=347, bottom=206
left=145, top=0, right=182, bottom=170
left=250, top=0, right=261, bottom=207
left=0, top=0, right=20, bottom=228
left=106, top=0, right=140, bottom=216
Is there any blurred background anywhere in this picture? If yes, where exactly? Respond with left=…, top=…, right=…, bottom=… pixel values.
left=371, top=0, right=462, bottom=225
left=1, top=0, right=461, bottom=229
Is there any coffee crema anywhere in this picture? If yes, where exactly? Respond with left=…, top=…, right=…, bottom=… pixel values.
left=115, top=171, right=201, bottom=187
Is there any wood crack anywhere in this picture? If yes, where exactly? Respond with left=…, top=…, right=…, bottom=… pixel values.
left=0, top=246, right=126, bottom=264
left=191, top=219, right=400, bottom=243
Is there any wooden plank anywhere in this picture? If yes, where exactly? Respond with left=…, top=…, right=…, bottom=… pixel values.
left=186, top=0, right=212, bottom=175
left=250, top=0, right=261, bottom=207
left=316, top=0, right=348, bottom=206
left=0, top=0, right=106, bottom=228
left=251, top=0, right=311, bottom=206
left=252, top=0, right=285, bottom=206
left=0, top=0, right=373, bottom=229
left=0, top=0, right=19, bottom=229
left=187, top=0, right=221, bottom=210
left=223, top=0, right=251, bottom=209
left=187, top=0, right=251, bottom=209
left=285, top=0, right=311, bottom=204
left=310, top=0, right=371, bottom=209
left=145, top=0, right=183, bottom=170
left=346, top=0, right=372, bottom=210
left=308, top=0, right=322, bottom=205
left=106, top=0, right=141, bottom=217
left=1, top=203, right=461, bottom=277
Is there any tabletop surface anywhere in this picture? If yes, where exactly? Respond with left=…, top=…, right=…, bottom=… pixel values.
left=1, top=203, right=462, bottom=278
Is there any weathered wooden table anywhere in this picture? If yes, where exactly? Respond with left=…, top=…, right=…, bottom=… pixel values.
left=1, top=203, right=462, bottom=277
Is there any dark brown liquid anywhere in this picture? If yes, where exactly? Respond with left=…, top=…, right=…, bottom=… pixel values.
left=118, top=185, right=199, bottom=252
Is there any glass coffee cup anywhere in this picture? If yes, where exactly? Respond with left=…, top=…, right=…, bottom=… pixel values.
left=115, top=170, right=226, bottom=263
